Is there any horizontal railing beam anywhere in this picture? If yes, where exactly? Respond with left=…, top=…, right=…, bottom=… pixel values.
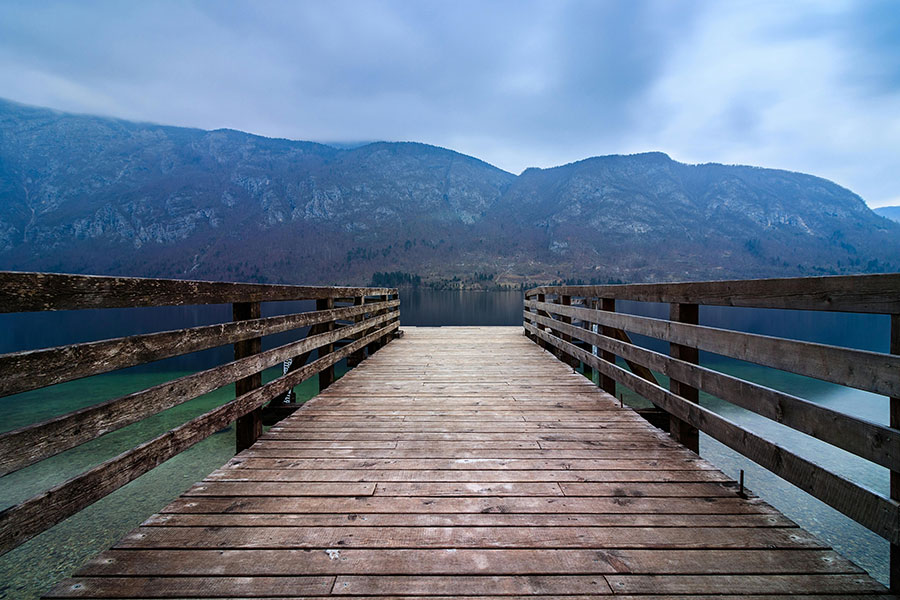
left=0, top=271, right=397, bottom=313
left=525, top=273, right=900, bottom=314
left=0, top=300, right=399, bottom=398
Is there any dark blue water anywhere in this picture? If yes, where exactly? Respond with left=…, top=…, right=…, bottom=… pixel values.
left=0, top=289, right=892, bottom=596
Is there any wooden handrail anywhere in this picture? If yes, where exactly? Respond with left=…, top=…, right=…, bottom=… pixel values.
left=0, top=271, right=397, bottom=312
left=523, top=273, right=900, bottom=577
left=0, top=271, right=400, bottom=556
left=525, top=273, right=900, bottom=314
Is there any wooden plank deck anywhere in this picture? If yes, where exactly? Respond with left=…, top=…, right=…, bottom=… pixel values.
left=46, top=326, right=893, bottom=598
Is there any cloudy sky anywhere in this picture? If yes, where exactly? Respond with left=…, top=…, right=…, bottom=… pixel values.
left=1, top=0, right=898, bottom=206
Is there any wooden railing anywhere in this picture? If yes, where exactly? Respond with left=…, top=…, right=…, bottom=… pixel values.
left=524, top=274, right=900, bottom=589
left=0, top=271, right=400, bottom=555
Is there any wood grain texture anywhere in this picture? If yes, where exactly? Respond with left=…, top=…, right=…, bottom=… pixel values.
left=0, top=270, right=396, bottom=312
left=44, top=326, right=890, bottom=598
left=526, top=273, right=900, bottom=314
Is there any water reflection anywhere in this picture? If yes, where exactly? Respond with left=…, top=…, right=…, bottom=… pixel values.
left=400, top=288, right=524, bottom=326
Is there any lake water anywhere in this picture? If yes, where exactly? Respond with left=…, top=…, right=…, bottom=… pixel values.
left=0, top=289, right=891, bottom=597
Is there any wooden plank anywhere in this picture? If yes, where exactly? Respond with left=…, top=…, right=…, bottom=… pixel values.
left=257, top=431, right=678, bottom=441
left=331, top=575, right=613, bottom=595
left=525, top=273, right=900, bottom=314
left=161, top=495, right=781, bottom=515
left=185, top=482, right=376, bottom=496
left=0, top=321, right=396, bottom=556
left=73, top=548, right=863, bottom=576
left=117, top=524, right=820, bottom=549
left=223, top=457, right=716, bottom=471
left=332, top=575, right=886, bottom=596
left=391, top=441, right=546, bottom=449
left=604, top=574, right=886, bottom=594
left=0, top=300, right=397, bottom=398
left=378, top=482, right=564, bottom=496
left=144, top=512, right=794, bottom=528
left=238, top=448, right=711, bottom=460
left=0, top=270, right=396, bottom=312
left=203, top=468, right=730, bottom=483
left=559, top=482, right=739, bottom=497
left=0, top=309, right=399, bottom=477
left=269, top=421, right=651, bottom=430
left=45, top=576, right=336, bottom=598
left=527, top=323, right=900, bottom=545
left=528, top=299, right=900, bottom=398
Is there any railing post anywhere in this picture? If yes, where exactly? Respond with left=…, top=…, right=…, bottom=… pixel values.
left=581, top=298, right=594, bottom=382
left=366, top=296, right=380, bottom=355
left=559, top=295, right=579, bottom=368
left=891, top=314, right=899, bottom=593
left=233, top=301, right=262, bottom=453
left=549, top=295, right=563, bottom=361
left=317, top=298, right=335, bottom=391
left=379, top=293, right=393, bottom=347
left=669, top=303, right=700, bottom=452
left=536, top=293, right=548, bottom=350
left=523, top=295, right=534, bottom=341
left=348, top=296, right=365, bottom=368
left=598, top=298, right=617, bottom=395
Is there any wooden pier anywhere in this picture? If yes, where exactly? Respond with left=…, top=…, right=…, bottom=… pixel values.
left=45, top=327, right=892, bottom=597
left=1, top=271, right=899, bottom=598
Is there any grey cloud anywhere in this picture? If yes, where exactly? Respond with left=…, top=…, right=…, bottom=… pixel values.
left=0, top=0, right=897, bottom=206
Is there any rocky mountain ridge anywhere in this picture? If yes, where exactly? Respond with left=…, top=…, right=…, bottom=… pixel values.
left=874, top=206, right=900, bottom=223
left=1, top=98, right=897, bottom=286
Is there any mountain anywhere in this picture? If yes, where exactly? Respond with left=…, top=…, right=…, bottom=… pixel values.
left=486, top=153, right=899, bottom=282
left=875, top=206, right=900, bottom=223
left=1, top=98, right=898, bottom=286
